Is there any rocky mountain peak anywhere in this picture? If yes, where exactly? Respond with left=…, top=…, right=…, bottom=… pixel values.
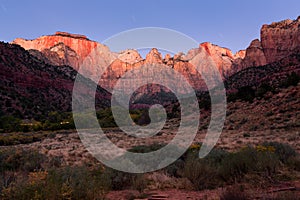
left=118, top=49, right=143, bottom=64
left=12, top=32, right=115, bottom=71
left=10, top=17, right=300, bottom=94
left=12, top=32, right=100, bottom=60
left=200, top=42, right=234, bottom=59
left=233, top=50, right=246, bottom=59
left=145, top=48, right=163, bottom=64
left=238, top=39, right=267, bottom=68
left=262, top=17, right=299, bottom=29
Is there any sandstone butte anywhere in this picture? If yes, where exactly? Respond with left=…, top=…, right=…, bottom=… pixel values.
left=12, top=16, right=300, bottom=92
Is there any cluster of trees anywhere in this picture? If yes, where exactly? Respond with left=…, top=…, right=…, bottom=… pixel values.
left=0, top=107, right=154, bottom=133
left=0, top=111, right=75, bottom=133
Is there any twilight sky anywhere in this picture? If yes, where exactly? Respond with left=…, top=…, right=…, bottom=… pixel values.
left=0, top=0, right=299, bottom=53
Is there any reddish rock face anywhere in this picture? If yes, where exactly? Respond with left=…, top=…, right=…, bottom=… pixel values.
left=145, top=48, right=163, bottom=64
left=0, top=42, right=110, bottom=118
left=118, top=49, right=143, bottom=64
left=233, top=50, right=246, bottom=60
left=199, top=42, right=240, bottom=78
left=12, top=33, right=114, bottom=70
left=13, top=34, right=96, bottom=59
left=238, top=39, right=267, bottom=68
left=261, top=17, right=300, bottom=63
left=232, top=16, right=300, bottom=75
left=12, top=16, right=300, bottom=95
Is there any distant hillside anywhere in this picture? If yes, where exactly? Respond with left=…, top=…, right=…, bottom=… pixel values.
left=225, top=47, right=300, bottom=92
left=0, top=42, right=111, bottom=120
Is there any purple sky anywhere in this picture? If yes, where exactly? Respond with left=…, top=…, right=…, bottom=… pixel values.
left=0, top=0, right=299, bottom=53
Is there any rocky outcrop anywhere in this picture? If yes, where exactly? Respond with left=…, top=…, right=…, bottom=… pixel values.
left=233, top=50, right=246, bottom=59
left=145, top=48, right=163, bottom=64
left=12, top=33, right=115, bottom=70
left=199, top=42, right=237, bottom=77
left=28, top=42, right=80, bottom=67
left=0, top=42, right=110, bottom=118
left=231, top=16, right=300, bottom=75
left=118, top=49, right=143, bottom=64
left=55, top=31, right=88, bottom=40
left=261, top=17, right=300, bottom=63
left=11, top=16, right=300, bottom=96
left=237, top=39, right=267, bottom=68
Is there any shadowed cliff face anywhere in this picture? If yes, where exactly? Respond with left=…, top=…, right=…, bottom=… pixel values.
left=0, top=42, right=111, bottom=119
left=261, top=17, right=300, bottom=63
left=233, top=17, right=300, bottom=70
left=12, top=16, right=300, bottom=95
left=12, top=32, right=116, bottom=71
left=11, top=33, right=242, bottom=93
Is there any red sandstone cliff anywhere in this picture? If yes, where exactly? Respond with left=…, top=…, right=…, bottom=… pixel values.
left=12, top=32, right=115, bottom=70
left=12, top=16, right=300, bottom=93
left=0, top=42, right=110, bottom=118
left=234, top=17, right=300, bottom=70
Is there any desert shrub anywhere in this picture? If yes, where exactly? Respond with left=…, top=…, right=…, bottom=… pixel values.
left=128, top=143, right=186, bottom=173
left=0, top=148, right=46, bottom=172
left=165, top=144, right=200, bottom=177
left=47, top=166, right=109, bottom=199
left=164, top=159, right=185, bottom=177
left=166, top=146, right=227, bottom=181
left=262, top=141, right=296, bottom=163
left=219, top=148, right=255, bottom=182
left=219, top=146, right=279, bottom=182
left=205, top=148, right=229, bottom=167
left=0, top=148, right=46, bottom=196
left=181, top=146, right=227, bottom=190
left=255, top=148, right=279, bottom=176
left=106, top=169, right=133, bottom=190
left=171, top=143, right=295, bottom=190
left=2, top=166, right=109, bottom=200
left=47, top=156, right=63, bottom=168
left=183, top=157, right=219, bottom=190
left=1, top=176, right=43, bottom=200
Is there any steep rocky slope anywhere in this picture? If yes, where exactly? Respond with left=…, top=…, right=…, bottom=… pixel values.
left=226, top=47, right=300, bottom=92
left=233, top=17, right=300, bottom=69
left=11, top=32, right=242, bottom=93
left=8, top=16, right=300, bottom=107
left=12, top=17, right=300, bottom=98
left=0, top=42, right=111, bottom=119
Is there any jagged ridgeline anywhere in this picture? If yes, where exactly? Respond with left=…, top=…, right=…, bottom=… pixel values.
left=0, top=16, right=299, bottom=132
